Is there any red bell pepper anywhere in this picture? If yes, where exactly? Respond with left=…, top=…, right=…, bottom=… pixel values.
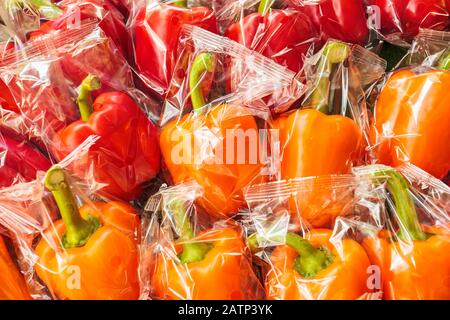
left=0, top=131, right=52, bottom=188
left=366, top=0, right=449, bottom=38
left=134, top=1, right=218, bottom=96
left=29, top=0, right=131, bottom=60
left=225, top=0, right=318, bottom=74
left=51, top=74, right=160, bottom=201
left=287, top=0, right=369, bottom=45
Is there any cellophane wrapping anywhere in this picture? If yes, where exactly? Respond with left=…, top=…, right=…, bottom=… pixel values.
left=0, top=137, right=141, bottom=300
left=139, top=181, right=265, bottom=300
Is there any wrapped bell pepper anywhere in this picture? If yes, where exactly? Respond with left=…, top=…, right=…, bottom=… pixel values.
left=36, top=166, right=140, bottom=300
left=286, top=0, right=369, bottom=45
left=273, top=42, right=366, bottom=181
left=51, top=74, right=160, bottom=201
left=133, top=0, right=218, bottom=96
left=370, top=53, right=450, bottom=180
left=29, top=0, right=131, bottom=60
left=359, top=166, right=450, bottom=299
left=140, top=182, right=264, bottom=300
left=366, top=0, right=449, bottom=39
left=224, top=0, right=318, bottom=73
left=0, top=131, right=51, bottom=188
left=0, top=236, right=30, bottom=300
left=160, top=52, right=267, bottom=217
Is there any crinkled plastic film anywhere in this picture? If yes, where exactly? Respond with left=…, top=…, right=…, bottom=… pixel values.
left=352, top=164, right=450, bottom=300
left=139, top=181, right=264, bottom=300
left=0, top=137, right=141, bottom=300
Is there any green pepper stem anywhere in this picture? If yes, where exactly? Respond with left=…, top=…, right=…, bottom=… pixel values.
left=258, top=0, right=275, bottom=15
left=22, top=0, right=63, bottom=19
left=168, top=200, right=212, bottom=264
left=189, top=52, right=215, bottom=114
left=310, top=41, right=350, bottom=114
left=77, top=74, right=101, bottom=122
left=437, top=51, right=450, bottom=71
left=286, top=233, right=335, bottom=279
left=374, top=168, right=427, bottom=241
left=44, top=166, right=100, bottom=249
left=172, top=0, right=187, bottom=7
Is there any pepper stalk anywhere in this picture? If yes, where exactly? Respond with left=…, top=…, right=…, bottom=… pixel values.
left=189, top=52, right=215, bottom=114
left=45, top=166, right=100, bottom=249
left=77, top=74, right=101, bottom=122
left=258, top=0, right=276, bottom=15
left=8, top=0, right=63, bottom=19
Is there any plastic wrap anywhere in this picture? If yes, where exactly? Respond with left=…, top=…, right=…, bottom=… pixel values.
left=0, top=140, right=141, bottom=300
left=130, top=0, right=219, bottom=97
left=273, top=40, right=386, bottom=183
left=353, top=164, right=450, bottom=300
left=0, top=20, right=133, bottom=144
left=243, top=179, right=378, bottom=300
left=29, top=0, right=132, bottom=60
left=369, top=42, right=450, bottom=180
left=163, top=25, right=303, bottom=119
left=220, top=0, right=319, bottom=74
left=286, top=0, right=369, bottom=45
left=139, top=181, right=264, bottom=300
left=366, top=0, right=449, bottom=43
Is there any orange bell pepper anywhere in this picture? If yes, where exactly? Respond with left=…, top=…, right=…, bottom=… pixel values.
left=259, top=229, right=372, bottom=300
left=35, top=166, right=140, bottom=300
left=272, top=42, right=363, bottom=227
left=370, top=59, right=450, bottom=179
left=362, top=167, right=450, bottom=300
left=0, top=236, right=30, bottom=300
left=151, top=201, right=262, bottom=300
left=160, top=53, right=264, bottom=217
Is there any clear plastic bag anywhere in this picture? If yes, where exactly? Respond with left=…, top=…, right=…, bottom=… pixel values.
left=368, top=38, right=450, bottom=180
left=366, top=0, right=450, bottom=43
left=139, top=181, right=265, bottom=300
left=353, top=164, right=450, bottom=300
left=273, top=40, right=386, bottom=182
left=130, top=0, right=219, bottom=97
left=243, top=177, right=378, bottom=300
left=0, top=140, right=141, bottom=300
left=219, top=0, right=319, bottom=74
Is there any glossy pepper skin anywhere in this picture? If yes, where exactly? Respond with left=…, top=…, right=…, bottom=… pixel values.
left=262, top=229, right=372, bottom=300
left=36, top=167, right=140, bottom=300
left=152, top=228, right=260, bottom=300
left=0, top=132, right=51, bottom=188
left=134, top=2, right=218, bottom=95
left=51, top=75, right=160, bottom=201
left=30, top=0, right=131, bottom=60
left=287, top=0, right=369, bottom=45
left=362, top=168, right=450, bottom=299
left=366, top=0, right=449, bottom=38
left=0, top=236, right=30, bottom=300
left=370, top=69, right=450, bottom=180
left=160, top=53, right=264, bottom=217
left=225, top=0, right=318, bottom=74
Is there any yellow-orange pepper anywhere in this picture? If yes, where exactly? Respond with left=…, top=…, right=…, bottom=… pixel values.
left=35, top=167, right=140, bottom=300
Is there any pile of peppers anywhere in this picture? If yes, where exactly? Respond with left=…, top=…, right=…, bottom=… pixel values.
left=0, top=0, right=448, bottom=301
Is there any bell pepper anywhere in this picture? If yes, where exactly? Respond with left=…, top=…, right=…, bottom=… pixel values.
left=370, top=56, right=450, bottom=180
left=151, top=200, right=261, bottom=300
left=36, top=166, right=140, bottom=300
left=366, top=0, right=449, bottom=38
left=272, top=42, right=363, bottom=227
left=362, top=167, right=450, bottom=300
left=29, top=0, right=131, bottom=59
left=0, top=131, right=51, bottom=188
left=0, top=236, right=30, bottom=300
left=251, top=229, right=372, bottom=300
left=160, top=53, right=264, bottom=217
left=287, top=0, right=369, bottom=45
left=225, top=0, right=318, bottom=74
left=134, top=1, right=218, bottom=96
left=51, top=74, right=160, bottom=201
